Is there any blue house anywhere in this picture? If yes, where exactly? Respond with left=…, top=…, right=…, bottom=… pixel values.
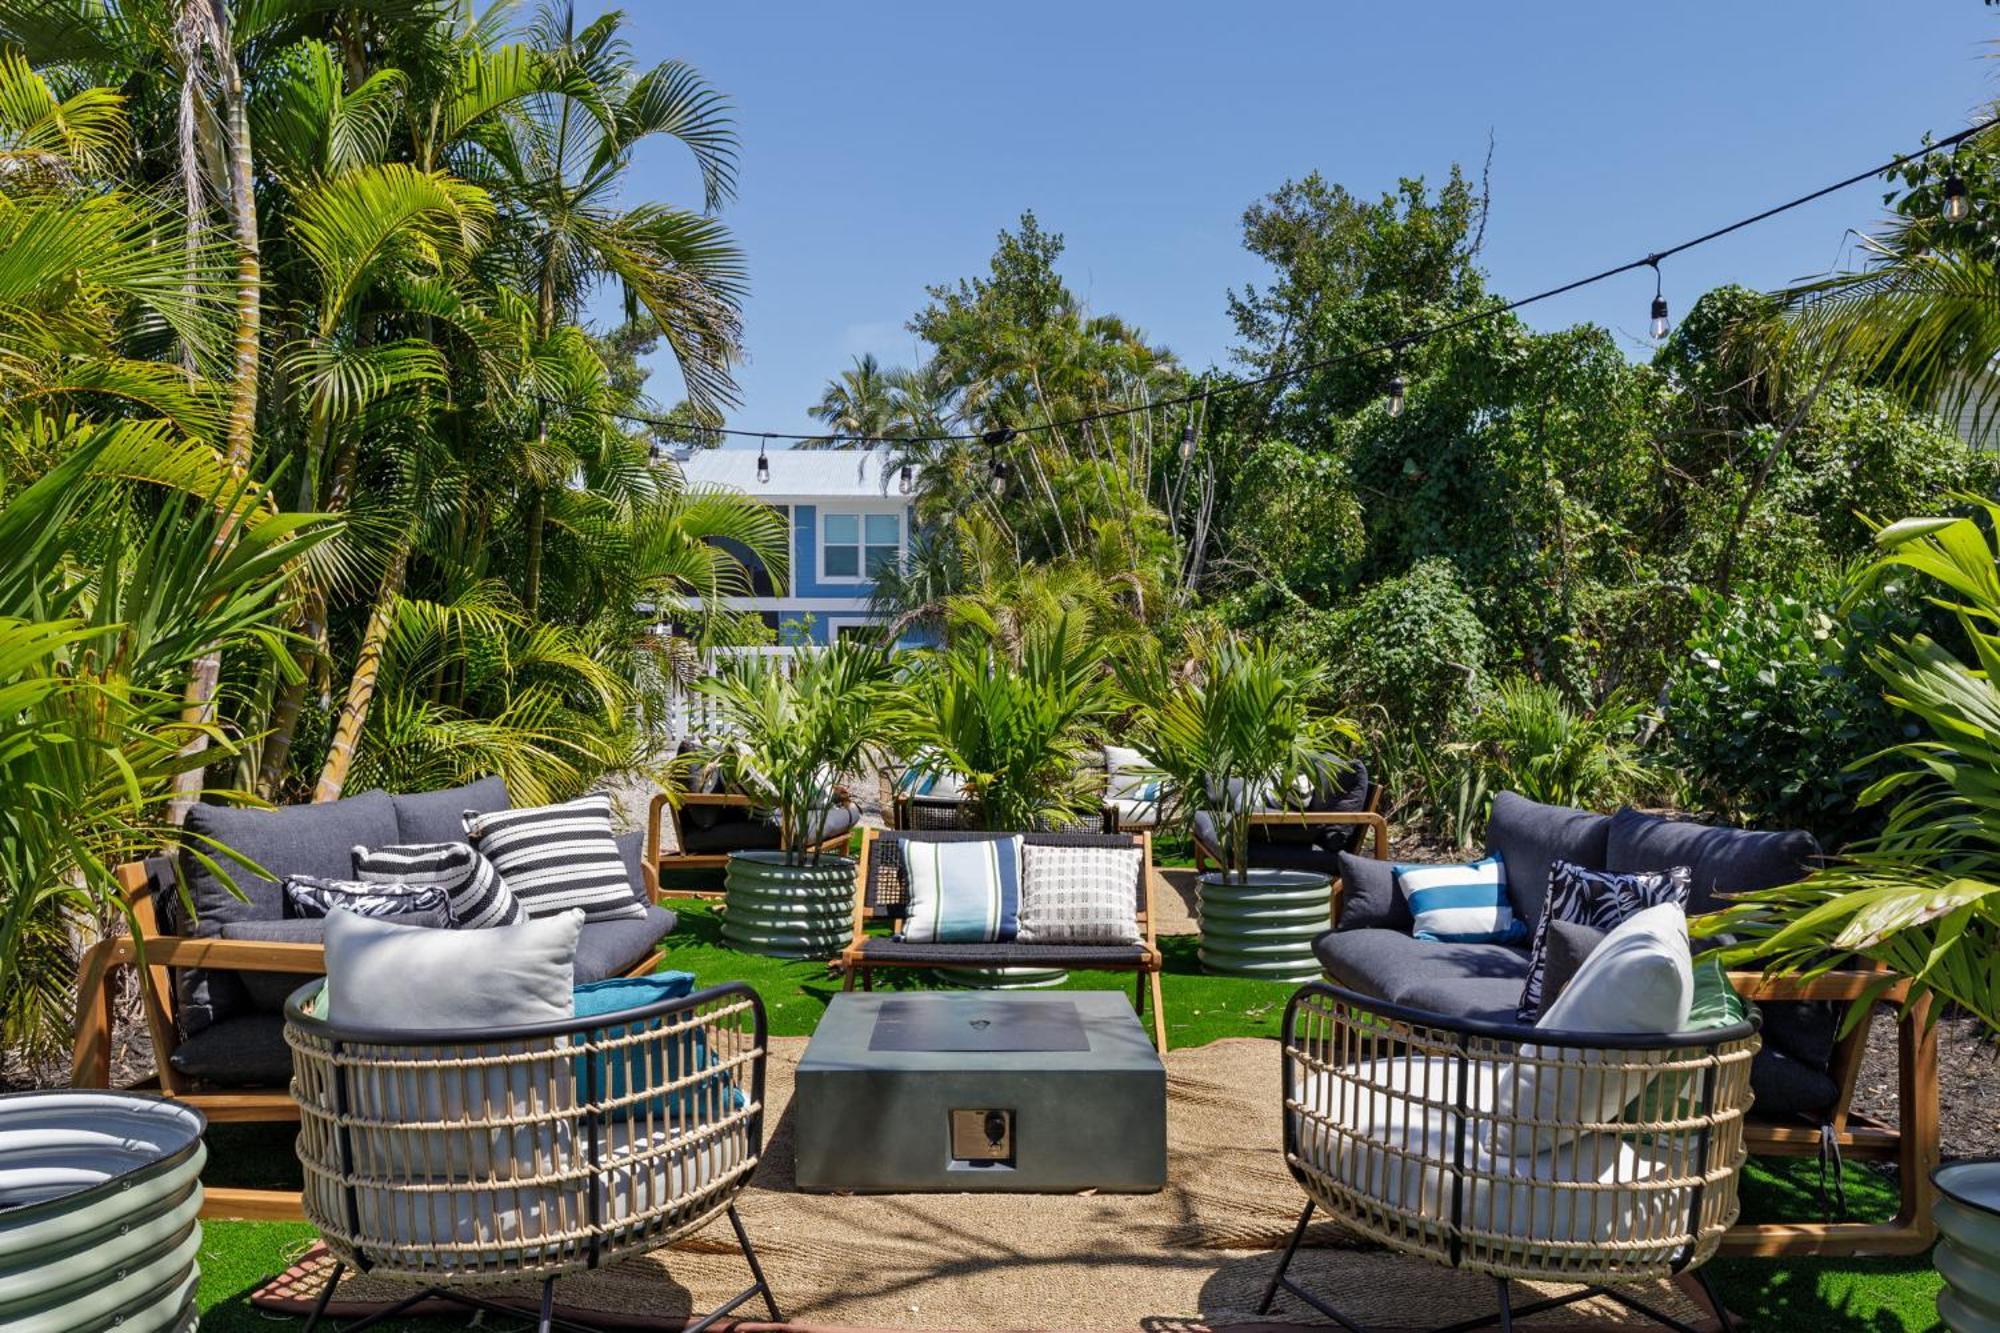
left=671, top=445, right=931, bottom=647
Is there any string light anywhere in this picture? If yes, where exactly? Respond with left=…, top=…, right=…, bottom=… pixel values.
left=1385, top=373, right=1406, bottom=418
left=1648, top=258, right=1670, bottom=339
left=898, top=461, right=913, bottom=494
left=755, top=435, right=770, bottom=484
left=984, top=427, right=1014, bottom=496
left=552, top=114, right=2000, bottom=451
left=1944, top=149, right=1970, bottom=222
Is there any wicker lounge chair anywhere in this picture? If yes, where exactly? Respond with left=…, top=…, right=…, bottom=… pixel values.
left=1263, top=981, right=1759, bottom=1331
left=839, top=828, right=1168, bottom=1048
left=284, top=980, right=780, bottom=1333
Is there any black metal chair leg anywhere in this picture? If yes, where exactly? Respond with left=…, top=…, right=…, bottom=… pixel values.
left=1494, top=1277, right=1514, bottom=1333
left=537, top=1276, right=557, bottom=1333
left=1696, top=1268, right=1735, bottom=1333
left=301, top=1261, right=344, bottom=1333
left=1258, top=1200, right=1315, bottom=1315
left=729, top=1202, right=783, bottom=1322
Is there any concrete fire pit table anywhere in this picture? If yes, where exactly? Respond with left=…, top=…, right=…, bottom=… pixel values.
left=793, top=991, right=1166, bottom=1194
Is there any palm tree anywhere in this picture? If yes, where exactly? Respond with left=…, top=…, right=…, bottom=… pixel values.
left=805, top=352, right=904, bottom=447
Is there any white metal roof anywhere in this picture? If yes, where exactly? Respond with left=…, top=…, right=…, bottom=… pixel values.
left=671, top=445, right=915, bottom=501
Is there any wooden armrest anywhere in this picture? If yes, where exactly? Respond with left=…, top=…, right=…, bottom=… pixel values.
left=97, top=935, right=327, bottom=974
left=1726, top=969, right=1909, bottom=1003
left=1247, top=810, right=1390, bottom=860
left=680, top=791, right=753, bottom=808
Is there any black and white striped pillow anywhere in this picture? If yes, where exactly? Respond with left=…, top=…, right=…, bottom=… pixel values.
left=462, top=794, right=645, bottom=922
left=351, top=840, right=523, bottom=930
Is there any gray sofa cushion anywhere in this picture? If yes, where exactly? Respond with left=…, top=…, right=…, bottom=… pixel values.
left=1191, top=811, right=1343, bottom=876
left=175, top=790, right=398, bottom=1033
left=388, top=776, right=510, bottom=845
left=1314, top=928, right=1532, bottom=1024
left=1485, top=791, right=1612, bottom=935
left=218, top=918, right=327, bottom=1012
left=167, top=1013, right=293, bottom=1088
left=1603, top=807, right=1820, bottom=916
left=1541, top=918, right=1608, bottom=1010
left=1335, top=851, right=1409, bottom=933
left=575, top=905, right=678, bottom=983
left=680, top=804, right=858, bottom=856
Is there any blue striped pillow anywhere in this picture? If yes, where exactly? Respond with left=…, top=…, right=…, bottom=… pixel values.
left=1394, top=854, right=1525, bottom=944
left=899, top=836, right=1022, bottom=943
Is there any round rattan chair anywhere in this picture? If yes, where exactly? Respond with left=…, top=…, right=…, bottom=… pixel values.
left=283, top=980, right=778, bottom=1333
left=1261, top=981, right=1760, bottom=1333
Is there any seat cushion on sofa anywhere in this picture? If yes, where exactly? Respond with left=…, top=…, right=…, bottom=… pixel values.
left=1748, top=1044, right=1843, bottom=1118
left=1484, top=792, right=1612, bottom=936
left=218, top=918, right=326, bottom=1012
left=167, top=1013, right=294, bottom=1087
left=1603, top=807, right=1819, bottom=916
left=1335, top=851, right=1409, bottom=933
left=575, top=905, right=678, bottom=984
left=390, top=776, right=510, bottom=845
left=1315, top=928, right=1532, bottom=1024
left=678, top=813, right=781, bottom=855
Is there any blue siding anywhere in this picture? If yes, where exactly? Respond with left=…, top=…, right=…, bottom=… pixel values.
left=738, top=501, right=931, bottom=648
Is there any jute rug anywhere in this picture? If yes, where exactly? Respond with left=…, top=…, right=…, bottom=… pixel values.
left=250, top=1037, right=1718, bottom=1330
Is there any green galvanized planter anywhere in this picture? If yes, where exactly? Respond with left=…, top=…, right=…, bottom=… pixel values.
left=1935, top=1161, right=2000, bottom=1331
left=0, top=1091, right=206, bottom=1333
left=932, top=965, right=1070, bottom=990
left=1196, top=868, right=1332, bottom=982
left=721, top=849, right=857, bottom=960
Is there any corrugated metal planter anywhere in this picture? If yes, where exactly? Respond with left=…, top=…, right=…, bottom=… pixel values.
left=722, top=849, right=858, bottom=959
left=1196, top=868, right=1331, bottom=982
left=932, top=965, right=1070, bottom=990
left=1934, top=1160, right=2000, bottom=1331
left=0, top=1091, right=205, bottom=1333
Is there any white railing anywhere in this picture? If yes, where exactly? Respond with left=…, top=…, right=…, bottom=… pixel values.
left=666, top=644, right=806, bottom=740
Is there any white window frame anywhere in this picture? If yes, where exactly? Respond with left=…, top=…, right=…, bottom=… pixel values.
left=816, top=505, right=904, bottom=585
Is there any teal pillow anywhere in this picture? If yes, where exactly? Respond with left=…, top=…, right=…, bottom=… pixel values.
left=573, top=973, right=744, bottom=1123
left=1686, top=953, right=1751, bottom=1031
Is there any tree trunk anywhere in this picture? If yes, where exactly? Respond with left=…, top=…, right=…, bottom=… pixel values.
left=168, top=12, right=261, bottom=825
left=523, top=485, right=546, bottom=616
left=314, top=540, right=410, bottom=803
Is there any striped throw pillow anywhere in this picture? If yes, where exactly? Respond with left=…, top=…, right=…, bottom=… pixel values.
left=1394, top=854, right=1525, bottom=944
left=899, top=835, right=1023, bottom=943
left=352, top=841, right=522, bottom=930
left=463, top=794, right=647, bottom=922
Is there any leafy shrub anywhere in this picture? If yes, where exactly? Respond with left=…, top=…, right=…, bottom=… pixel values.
left=1458, top=677, right=1661, bottom=815
left=1665, top=571, right=1916, bottom=846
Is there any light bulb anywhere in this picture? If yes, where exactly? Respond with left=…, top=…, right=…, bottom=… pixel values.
left=755, top=437, right=770, bottom=484
left=1650, top=295, right=1670, bottom=340
left=1179, top=421, right=1196, bottom=462
left=1386, top=374, right=1406, bottom=418
left=898, top=462, right=913, bottom=495
left=1945, top=171, right=1970, bottom=223
left=989, top=456, right=1009, bottom=496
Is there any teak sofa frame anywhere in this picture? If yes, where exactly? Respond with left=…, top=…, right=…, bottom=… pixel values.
left=71, top=855, right=671, bottom=1223
left=1187, top=786, right=1389, bottom=875
left=646, top=790, right=854, bottom=884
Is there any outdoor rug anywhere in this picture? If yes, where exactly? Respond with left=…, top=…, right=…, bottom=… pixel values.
left=250, top=1036, right=1720, bottom=1330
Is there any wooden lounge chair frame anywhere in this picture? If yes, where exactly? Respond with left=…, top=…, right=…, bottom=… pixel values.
left=71, top=853, right=671, bottom=1223
left=838, top=827, right=1169, bottom=1050
left=1187, top=784, right=1387, bottom=877
left=646, top=789, right=854, bottom=884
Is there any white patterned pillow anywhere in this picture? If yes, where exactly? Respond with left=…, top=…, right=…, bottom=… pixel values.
left=352, top=841, right=522, bottom=930
left=283, top=875, right=451, bottom=926
left=1016, top=843, right=1143, bottom=946
left=463, top=794, right=646, bottom=922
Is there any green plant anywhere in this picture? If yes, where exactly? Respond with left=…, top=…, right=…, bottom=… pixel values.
left=694, top=644, right=907, bottom=862
left=901, top=612, right=1118, bottom=831
left=1667, top=573, right=1916, bottom=844
left=1457, top=676, right=1658, bottom=816
left=1125, top=637, right=1358, bottom=883
left=1703, top=499, right=2000, bottom=1030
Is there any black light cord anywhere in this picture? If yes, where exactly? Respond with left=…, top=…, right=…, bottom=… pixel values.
left=557, top=114, right=1998, bottom=449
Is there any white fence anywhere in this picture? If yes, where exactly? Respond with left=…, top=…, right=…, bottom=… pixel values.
left=665, top=645, right=805, bottom=740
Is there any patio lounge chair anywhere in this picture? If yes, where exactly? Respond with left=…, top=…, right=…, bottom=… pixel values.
left=1186, top=760, right=1383, bottom=874
left=648, top=745, right=857, bottom=879
left=1313, top=791, right=1941, bottom=1259
left=838, top=828, right=1168, bottom=1048
left=70, top=778, right=677, bottom=1221
left=1263, top=980, right=1759, bottom=1330
left=285, top=979, right=780, bottom=1333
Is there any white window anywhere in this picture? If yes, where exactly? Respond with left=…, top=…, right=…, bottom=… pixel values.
left=822, top=511, right=901, bottom=581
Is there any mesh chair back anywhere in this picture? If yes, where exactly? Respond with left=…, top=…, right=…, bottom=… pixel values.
left=865, top=829, right=1145, bottom=924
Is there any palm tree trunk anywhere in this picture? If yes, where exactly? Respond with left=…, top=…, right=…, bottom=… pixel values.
left=314, top=540, right=410, bottom=803
left=168, top=14, right=260, bottom=825
left=523, top=485, right=546, bottom=615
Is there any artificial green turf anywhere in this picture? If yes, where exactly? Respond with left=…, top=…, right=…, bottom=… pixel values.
left=192, top=897, right=1948, bottom=1330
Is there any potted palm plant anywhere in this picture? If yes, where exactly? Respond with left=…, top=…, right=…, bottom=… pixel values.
left=1700, top=500, right=2000, bottom=1330
left=694, top=643, right=906, bottom=959
left=900, top=613, right=1119, bottom=985
left=1127, top=636, right=1358, bottom=981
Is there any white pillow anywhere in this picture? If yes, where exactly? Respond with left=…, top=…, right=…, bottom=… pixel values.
left=1016, top=843, right=1143, bottom=946
left=1492, top=903, right=1693, bottom=1157
left=322, top=907, right=583, bottom=1029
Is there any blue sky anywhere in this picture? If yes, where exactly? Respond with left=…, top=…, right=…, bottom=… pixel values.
left=588, top=3, right=1997, bottom=445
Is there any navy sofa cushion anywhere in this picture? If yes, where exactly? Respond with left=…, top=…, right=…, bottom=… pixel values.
left=1603, top=807, right=1820, bottom=915
left=1484, top=791, right=1612, bottom=935
left=1335, top=851, right=1409, bottom=933
left=168, top=1013, right=293, bottom=1087
left=1314, top=928, right=1532, bottom=1024
left=218, top=918, right=326, bottom=1012
left=575, top=904, right=678, bottom=984
left=679, top=803, right=858, bottom=856
left=388, top=775, right=510, bottom=845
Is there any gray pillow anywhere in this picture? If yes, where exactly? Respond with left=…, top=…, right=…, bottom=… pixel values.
left=322, top=908, right=582, bottom=1030
left=1542, top=919, right=1608, bottom=1010
left=1335, top=851, right=1410, bottom=933
left=389, top=776, right=510, bottom=845
left=1484, top=791, right=1612, bottom=935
